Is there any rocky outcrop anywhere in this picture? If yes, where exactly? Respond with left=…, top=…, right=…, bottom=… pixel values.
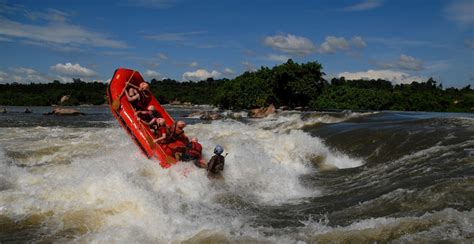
left=248, top=104, right=276, bottom=118
left=44, top=108, right=85, bottom=116
left=187, top=111, right=222, bottom=120
left=60, top=95, right=71, bottom=104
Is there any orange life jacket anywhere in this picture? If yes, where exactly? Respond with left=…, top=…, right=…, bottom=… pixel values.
left=166, top=122, right=185, bottom=143
left=187, top=141, right=202, bottom=159
left=132, top=89, right=151, bottom=110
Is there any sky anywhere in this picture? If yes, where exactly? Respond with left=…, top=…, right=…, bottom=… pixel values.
left=0, top=0, right=473, bottom=88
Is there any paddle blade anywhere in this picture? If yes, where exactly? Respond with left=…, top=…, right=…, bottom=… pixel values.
left=112, top=99, right=121, bottom=111
left=146, top=136, right=155, bottom=149
left=165, top=155, right=175, bottom=164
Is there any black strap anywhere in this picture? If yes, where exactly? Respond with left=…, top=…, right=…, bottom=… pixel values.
left=171, top=122, right=183, bottom=138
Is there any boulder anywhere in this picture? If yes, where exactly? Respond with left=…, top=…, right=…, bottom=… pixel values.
left=200, top=111, right=221, bottom=120
left=60, top=95, right=71, bottom=104
left=44, top=108, right=85, bottom=116
left=187, top=111, right=204, bottom=118
left=248, top=104, right=276, bottom=118
left=187, top=111, right=221, bottom=120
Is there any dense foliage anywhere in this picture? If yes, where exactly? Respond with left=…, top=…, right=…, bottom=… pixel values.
left=216, top=60, right=325, bottom=109
left=0, top=79, right=107, bottom=106
left=0, top=60, right=473, bottom=112
left=314, top=77, right=473, bottom=112
left=150, top=78, right=226, bottom=105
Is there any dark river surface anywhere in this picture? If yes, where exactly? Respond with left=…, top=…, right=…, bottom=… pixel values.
left=0, top=105, right=473, bottom=242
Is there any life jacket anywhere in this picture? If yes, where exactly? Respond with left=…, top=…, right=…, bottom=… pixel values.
left=139, top=110, right=162, bottom=123
left=208, top=155, right=225, bottom=174
left=152, top=124, right=167, bottom=138
left=186, top=141, right=202, bottom=159
left=132, top=89, right=152, bottom=110
left=166, top=122, right=184, bottom=143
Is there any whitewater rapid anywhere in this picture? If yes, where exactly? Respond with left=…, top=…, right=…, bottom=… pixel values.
left=0, top=111, right=364, bottom=242
left=1, top=107, right=472, bottom=242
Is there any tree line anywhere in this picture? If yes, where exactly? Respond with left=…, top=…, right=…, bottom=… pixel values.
left=0, top=60, right=473, bottom=112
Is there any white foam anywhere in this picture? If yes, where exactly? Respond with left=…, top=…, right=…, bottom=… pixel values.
left=252, top=111, right=377, bottom=132
left=297, top=208, right=474, bottom=242
left=0, top=115, right=364, bottom=242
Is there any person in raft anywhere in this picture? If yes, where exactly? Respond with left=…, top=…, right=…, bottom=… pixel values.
left=164, top=120, right=189, bottom=159
left=207, top=145, right=225, bottom=179
left=125, top=82, right=151, bottom=110
left=181, top=137, right=204, bottom=168
left=150, top=118, right=167, bottom=144
left=135, top=105, right=161, bottom=123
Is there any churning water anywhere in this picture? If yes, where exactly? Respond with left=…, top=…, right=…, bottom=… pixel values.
left=0, top=106, right=473, bottom=242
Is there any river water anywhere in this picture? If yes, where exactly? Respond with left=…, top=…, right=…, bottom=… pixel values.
left=0, top=105, right=473, bottom=242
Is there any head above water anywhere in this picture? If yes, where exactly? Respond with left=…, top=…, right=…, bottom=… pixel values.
left=157, top=118, right=165, bottom=126
left=214, top=145, right=223, bottom=155
left=176, top=120, right=186, bottom=130
left=147, top=105, right=156, bottom=111
left=139, top=82, right=150, bottom=90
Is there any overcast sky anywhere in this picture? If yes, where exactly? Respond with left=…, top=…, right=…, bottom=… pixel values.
left=0, top=0, right=473, bottom=87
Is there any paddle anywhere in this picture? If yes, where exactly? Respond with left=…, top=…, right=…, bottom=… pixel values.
left=156, top=142, right=176, bottom=165
left=112, top=71, right=136, bottom=111
left=137, top=114, right=175, bottom=164
left=137, top=116, right=156, bottom=149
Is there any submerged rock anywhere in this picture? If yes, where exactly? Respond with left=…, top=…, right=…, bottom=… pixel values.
left=44, top=108, right=85, bottom=116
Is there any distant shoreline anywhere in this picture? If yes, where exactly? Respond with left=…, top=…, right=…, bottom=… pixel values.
left=1, top=61, right=473, bottom=113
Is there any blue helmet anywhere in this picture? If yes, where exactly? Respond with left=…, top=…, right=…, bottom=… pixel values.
left=214, top=145, right=224, bottom=155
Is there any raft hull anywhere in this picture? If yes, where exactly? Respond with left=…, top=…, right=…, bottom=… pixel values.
left=106, top=68, right=179, bottom=168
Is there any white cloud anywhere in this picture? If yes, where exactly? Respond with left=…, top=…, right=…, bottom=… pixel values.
left=0, top=36, right=12, bottom=42
left=25, top=8, right=69, bottom=23
left=190, top=61, right=198, bottom=68
left=264, top=34, right=316, bottom=55
left=242, top=61, right=256, bottom=72
left=144, top=70, right=165, bottom=81
left=352, top=36, right=367, bottom=48
left=0, top=67, right=53, bottom=84
left=119, top=0, right=179, bottom=9
left=397, top=54, right=424, bottom=71
left=264, top=54, right=290, bottom=62
left=445, top=0, right=474, bottom=26
left=222, top=68, right=236, bottom=78
left=145, top=31, right=204, bottom=41
left=337, top=69, right=426, bottom=84
left=50, top=63, right=97, bottom=77
left=223, top=68, right=235, bottom=74
left=182, top=69, right=221, bottom=81
left=0, top=71, right=8, bottom=83
left=0, top=15, right=127, bottom=50
left=378, top=54, right=424, bottom=71
left=158, top=53, right=168, bottom=60
left=344, top=0, right=383, bottom=11
left=319, top=36, right=349, bottom=54
left=318, top=36, right=367, bottom=54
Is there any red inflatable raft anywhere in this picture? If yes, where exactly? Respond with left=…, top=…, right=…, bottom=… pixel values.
left=107, top=68, right=181, bottom=168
